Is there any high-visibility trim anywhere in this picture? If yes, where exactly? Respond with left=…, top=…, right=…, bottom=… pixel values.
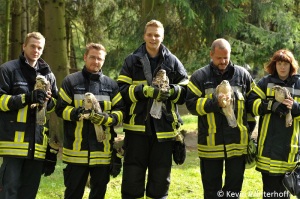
left=236, top=99, right=248, bottom=145
left=178, top=78, right=189, bottom=86
left=90, top=151, right=111, bottom=165
left=111, top=111, right=123, bottom=125
left=187, top=82, right=202, bottom=97
left=252, top=98, right=261, bottom=116
left=62, top=155, right=88, bottom=164
left=171, top=86, right=181, bottom=103
left=0, top=94, right=10, bottom=111
left=252, top=85, right=266, bottom=100
left=14, top=131, right=25, bottom=142
left=123, top=123, right=145, bottom=132
left=156, top=131, right=177, bottom=139
left=133, top=80, right=147, bottom=85
left=17, top=106, right=28, bottom=123
left=129, top=85, right=138, bottom=103
left=112, top=93, right=122, bottom=107
left=257, top=114, right=271, bottom=156
left=117, top=75, right=132, bottom=84
left=59, top=88, right=72, bottom=104
left=0, top=141, right=29, bottom=156
left=34, top=143, right=47, bottom=159
left=256, top=156, right=296, bottom=174
left=196, top=98, right=207, bottom=116
left=247, top=113, right=256, bottom=122
left=207, top=113, right=216, bottom=135
left=198, top=143, right=246, bottom=158
left=103, top=101, right=111, bottom=111
left=47, top=97, right=57, bottom=113
left=129, top=103, right=136, bottom=115
left=62, top=106, right=74, bottom=121
left=73, top=121, right=83, bottom=151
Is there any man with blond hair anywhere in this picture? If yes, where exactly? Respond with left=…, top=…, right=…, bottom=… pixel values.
left=0, top=32, right=58, bottom=199
left=117, top=20, right=188, bottom=198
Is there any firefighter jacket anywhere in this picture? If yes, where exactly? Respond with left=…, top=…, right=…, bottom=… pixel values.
left=117, top=43, right=188, bottom=141
left=55, top=67, right=125, bottom=166
left=247, top=74, right=300, bottom=174
left=186, top=62, right=255, bottom=159
left=0, top=53, right=58, bottom=160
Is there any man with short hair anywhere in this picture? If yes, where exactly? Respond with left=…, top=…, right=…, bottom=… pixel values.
left=0, top=32, right=58, bottom=199
left=186, top=38, right=256, bottom=199
left=56, top=43, right=125, bottom=199
left=117, top=19, right=188, bottom=199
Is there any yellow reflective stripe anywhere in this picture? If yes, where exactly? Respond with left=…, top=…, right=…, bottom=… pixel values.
left=196, top=98, right=207, bottom=115
left=34, top=143, right=47, bottom=159
left=129, top=85, right=137, bottom=103
left=111, top=111, right=123, bottom=125
left=112, top=93, right=122, bottom=107
left=253, top=85, right=266, bottom=100
left=129, top=103, right=136, bottom=115
left=236, top=100, right=248, bottom=145
left=117, top=75, right=132, bottom=84
left=257, top=156, right=295, bottom=174
left=178, top=78, right=189, bottom=86
left=14, top=131, right=25, bottom=142
left=62, top=156, right=88, bottom=164
left=103, top=129, right=111, bottom=152
left=207, top=132, right=215, bottom=146
left=0, top=94, right=10, bottom=111
left=198, top=143, right=246, bottom=158
left=17, top=106, right=28, bottom=123
left=47, top=97, right=57, bottom=113
left=207, top=113, right=216, bottom=134
left=90, top=151, right=111, bottom=159
left=73, top=121, right=83, bottom=151
left=172, top=86, right=181, bottom=103
left=0, top=141, right=29, bottom=156
left=257, top=114, right=271, bottom=156
left=266, top=84, right=274, bottom=96
left=103, top=101, right=111, bottom=111
left=252, top=98, right=261, bottom=116
left=187, top=82, right=202, bottom=97
left=62, top=106, right=74, bottom=121
left=90, top=158, right=110, bottom=165
left=156, top=131, right=176, bottom=139
left=123, top=123, right=145, bottom=132
left=133, top=80, right=147, bottom=86
left=59, top=88, right=72, bottom=104
left=63, top=147, right=88, bottom=157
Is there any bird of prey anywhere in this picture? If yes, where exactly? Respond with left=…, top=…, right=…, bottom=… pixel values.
left=273, top=85, right=293, bottom=127
left=80, top=92, right=106, bottom=142
left=216, top=80, right=237, bottom=128
left=150, top=69, right=170, bottom=119
left=31, top=75, right=50, bottom=125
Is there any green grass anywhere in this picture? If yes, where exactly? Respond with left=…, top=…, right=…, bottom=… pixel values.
left=36, top=115, right=297, bottom=198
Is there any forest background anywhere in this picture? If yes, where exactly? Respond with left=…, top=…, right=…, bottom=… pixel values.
left=0, top=0, right=300, bottom=141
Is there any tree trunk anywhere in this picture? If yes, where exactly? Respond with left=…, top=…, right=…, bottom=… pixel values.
left=3, top=0, right=11, bottom=63
left=43, top=0, right=69, bottom=144
left=11, top=0, right=22, bottom=60
left=21, top=0, right=27, bottom=43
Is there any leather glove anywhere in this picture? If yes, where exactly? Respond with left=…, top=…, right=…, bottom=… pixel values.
left=245, top=139, right=257, bottom=169
left=42, top=144, right=59, bottom=177
left=90, top=112, right=114, bottom=126
left=143, top=85, right=170, bottom=101
left=24, top=89, right=47, bottom=105
left=173, top=140, right=186, bottom=165
left=110, top=149, right=122, bottom=178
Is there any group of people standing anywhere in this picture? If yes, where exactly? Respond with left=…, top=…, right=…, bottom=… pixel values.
left=0, top=19, right=299, bottom=199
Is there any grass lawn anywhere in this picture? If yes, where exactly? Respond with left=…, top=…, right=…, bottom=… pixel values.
left=36, top=114, right=297, bottom=198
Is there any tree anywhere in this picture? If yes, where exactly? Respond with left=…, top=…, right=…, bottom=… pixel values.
left=42, top=0, right=69, bottom=143
left=10, top=0, right=22, bottom=59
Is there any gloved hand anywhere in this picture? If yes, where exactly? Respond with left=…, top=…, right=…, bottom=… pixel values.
left=90, top=112, right=114, bottom=126
left=245, top=139, right=257, bottom=169
left=173, top=140, right=186, bottom=165
left=42, top=143, right=59, bottom=177
left=73, top=107, right=91, bottom=121
left=110, top=149, right=122, bottom=178
left=24, top=89, right=47, bottom=105
left=271, top=101, right=289, bottom=116
left=143, top=85, right=170, bottom=101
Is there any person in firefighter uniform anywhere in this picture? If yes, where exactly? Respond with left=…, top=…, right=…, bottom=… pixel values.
left=186, top=38, right=256, bottom=199
left=247, top=49, right=300, bottom=199
left=55, top=43, right=125, bottom=199
left=0, top=32, right=58, bottom=199
left=117, top=19, right=189, bottom=199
